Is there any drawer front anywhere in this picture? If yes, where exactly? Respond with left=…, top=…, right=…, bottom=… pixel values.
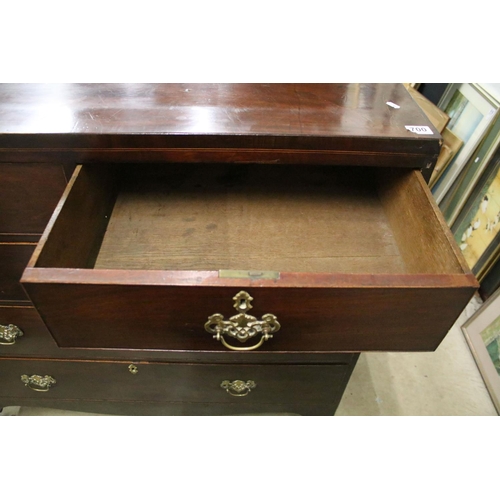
left=0, top=243, right=36, bottom=301
left=0, top=359, right=350, bottom=405
left=0, top=306, right=57, bottom=355
left=26, top=283, right=475, bottom=352
left=0, top=163, right=67, bottom=235
left=0, top=305, right=356, bottom=365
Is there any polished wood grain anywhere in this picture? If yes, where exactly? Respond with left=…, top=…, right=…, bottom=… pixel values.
left=0, top=306, right=357, bottom=365
left=22, top=282, right=474, bottom=352
left=0, top=83, right=438, bottom=138
left=0, top=163, right=67, bottom=235
left=0, top=302, right=357, bottom=362
left=0, top=358, right=351, bottom=405
left=0, top=84, right=440, bottom=177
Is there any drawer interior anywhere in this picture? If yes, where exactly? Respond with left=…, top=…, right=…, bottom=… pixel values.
left=32, top=163, right=466, bottom=276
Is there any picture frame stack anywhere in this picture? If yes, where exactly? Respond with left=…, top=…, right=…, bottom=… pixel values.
left=411, top=83, right=500, bottom=413
left=432, top=84, right=499, bottom=210
left=430, top=83, right=500, bottom=300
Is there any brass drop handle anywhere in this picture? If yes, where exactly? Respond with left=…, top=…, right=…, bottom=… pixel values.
left=221, top=380, right=256, bottom=397
left=21, top=374, right=56, bottom=392
left=205, top=291, right=280, bottom=351
left=0, top=324, right=24, bottom=345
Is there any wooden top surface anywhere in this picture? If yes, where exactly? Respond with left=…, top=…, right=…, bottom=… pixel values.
left=0, top=84, right=441, bottom=172
left=0, top=83, right=433, bottom=135
left=0, top=84, right=440, bottom=158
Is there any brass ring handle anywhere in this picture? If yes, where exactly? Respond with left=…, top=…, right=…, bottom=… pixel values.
left=21, top=374, right=56, bottom=392
left=0, top=324, right=24, bottom=345
left=219, top=335, right=267, bottom=352
left=205, top=291, right=280, bottom=351
left=221, top=380, right=256, bottom=397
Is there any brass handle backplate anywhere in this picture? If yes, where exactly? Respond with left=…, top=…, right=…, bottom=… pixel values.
left=128, top=364, right=138, bottom=374
left=21, top=374, right=56, bottom=392
left=221, top=380, right=256, bottom=397
left=205, top=291, right=280, bottom=351
left=0, top=324, right=24, bottom=345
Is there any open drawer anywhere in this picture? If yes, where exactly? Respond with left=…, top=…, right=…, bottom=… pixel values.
left=21, top=163, right=477, bottom=353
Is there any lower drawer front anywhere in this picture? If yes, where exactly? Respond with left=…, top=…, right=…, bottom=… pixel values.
left=0, top=359, right=349, bottom=405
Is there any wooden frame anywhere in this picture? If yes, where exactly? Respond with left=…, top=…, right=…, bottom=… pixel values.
left=440, top=114, right=500, bottom=225
left=462, top=286, right=500, bottom=414
left=433, top=84, right=499, bottom=204
left=452, top=141, right=500, bottom=279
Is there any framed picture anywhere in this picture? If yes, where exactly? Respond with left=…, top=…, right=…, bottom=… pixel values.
left=440, top=113, right=500, bottom=226
left=452, top=141, right=500, bottom=277
left=433, top=83, right=499, bottom=204
left=462, top=287, right=500, bottom=414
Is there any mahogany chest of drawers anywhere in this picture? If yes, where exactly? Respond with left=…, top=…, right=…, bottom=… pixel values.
left=0, top=84, right=477, bottom=415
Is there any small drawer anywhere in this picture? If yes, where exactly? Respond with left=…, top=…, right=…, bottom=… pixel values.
left=0, top=358, right=350, bottom=405
left=0, top=306, right=57, bottom=355
left=0, top=163, right=67, bottom=235
left=21, top=163, right=477, bottom=353
left=0, top=243, right=36, bottom=301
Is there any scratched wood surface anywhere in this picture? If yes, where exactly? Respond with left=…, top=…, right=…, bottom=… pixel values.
left=0, top=84, right=440, bottom=176
left=94, top=164, right=406, bottom=274
left=0, top=83, right=436, bottom=138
